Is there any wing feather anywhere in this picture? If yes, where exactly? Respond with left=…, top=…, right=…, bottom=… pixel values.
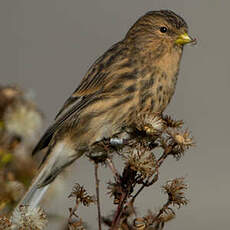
left=32, top=41, right=126, bottom=155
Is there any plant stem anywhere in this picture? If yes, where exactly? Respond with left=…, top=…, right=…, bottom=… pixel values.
left=131, top=173, right=159, bottom=203
left=94, top=163, right=102, bottom=230
left=111, top=189, right=129, bottom=230
left=106, top=158, right=120, bottom=181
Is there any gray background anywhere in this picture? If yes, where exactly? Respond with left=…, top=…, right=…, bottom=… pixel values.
left=1, top=0, right=230, bottom=229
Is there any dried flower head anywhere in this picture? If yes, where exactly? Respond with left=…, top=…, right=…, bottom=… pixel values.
left=69, top=184, right=95, bottom=207
left=162, top=178, right=188, bottom=208
left=143, top=115, right=165, bottom=136
left=11, top=205, right=47, bottom=230
left=0, top=216, right=12, bottom=230
left=125, top=146, right=156, bottom=179
left=136, top=114, right=165, bottom=136
left=167, top=129, right=194, bottom=159
left=163, top=115, right=184, bottom=128
left=107, top=182, right=122, bottom=204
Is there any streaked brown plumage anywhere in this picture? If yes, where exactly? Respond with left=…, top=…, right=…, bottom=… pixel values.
left=16, top=10, right=194, bottom=209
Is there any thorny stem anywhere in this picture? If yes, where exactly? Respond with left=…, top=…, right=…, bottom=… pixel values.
left=94, top=163, right=102, bottom=230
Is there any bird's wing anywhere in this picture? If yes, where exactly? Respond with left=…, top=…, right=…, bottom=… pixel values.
left=55, top=58, right=107, bottom=120
left=32, top=68, right=107, bottom=156
left=32, top=42, right=125, bottom=155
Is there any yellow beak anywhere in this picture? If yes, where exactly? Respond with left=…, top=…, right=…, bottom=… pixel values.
left=175, top=33, right=193, bottom=45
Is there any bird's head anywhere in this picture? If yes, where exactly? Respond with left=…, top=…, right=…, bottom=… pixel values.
left=125, top=10, right=195, bottom=55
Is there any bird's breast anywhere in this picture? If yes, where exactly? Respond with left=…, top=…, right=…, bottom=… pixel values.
left=136, top=64, right=179, bottom=115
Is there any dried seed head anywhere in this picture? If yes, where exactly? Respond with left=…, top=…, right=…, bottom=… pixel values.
left=143, top=115, right=165, bottom=135
left=162, top=178, right=188, bottom=208
left=137, top=114, right=165, bottom=136
left=69, top=184, right=95, bottom=207
left=167, top=129, right=194, bottom=159
left=163, top=115, right=184, bottom=128
left=11, top=205, right=47, bottom=230
left=125, top=146, right=156, bottom=179
left=173, top=130, right=194, bottom=147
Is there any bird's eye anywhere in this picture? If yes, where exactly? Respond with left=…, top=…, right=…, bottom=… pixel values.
left=160, top=26, right=168, bottom=33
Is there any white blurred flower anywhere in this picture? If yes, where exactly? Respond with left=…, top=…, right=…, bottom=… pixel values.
left=6, top=181, right=25, bottom=202
left=11, top=205, right=47, bottom=230
left=4, top=102, right=43, bottom=145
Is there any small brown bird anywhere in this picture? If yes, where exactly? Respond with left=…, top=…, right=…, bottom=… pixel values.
left=16, top=10, right=194, bottom=208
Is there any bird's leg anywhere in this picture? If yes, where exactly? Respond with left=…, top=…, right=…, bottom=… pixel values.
left=109, top=137, right=125, bottom=146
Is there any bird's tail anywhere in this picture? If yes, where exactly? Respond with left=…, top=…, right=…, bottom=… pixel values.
left=14, top=140, right=79, bottom=210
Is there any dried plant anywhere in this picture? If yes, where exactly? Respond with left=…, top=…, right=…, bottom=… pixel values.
left=0, top=205, right=47, bottom=230
left=68, top=184, right=96, bottom=207
left=165, top=129, right=194, bottom=160
left=0, top=85, right=195, bottom=230
left=135, top=113, right=166, bottom=136
left=131, top=178, right=188, bottom=230
left=95, top=113, right=194, bottom=230
left=162, top=115, right=184, bottom=128
left=67, top=184, right=95, bottom=230
left=162, top=177, right=188, bottom=208
left=124, top=145, right=157, bottom=179
left=11, top=205, right=48, bottom=230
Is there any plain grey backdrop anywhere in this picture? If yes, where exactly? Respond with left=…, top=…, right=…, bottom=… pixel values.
left=1, top=0, right=230, bottom=229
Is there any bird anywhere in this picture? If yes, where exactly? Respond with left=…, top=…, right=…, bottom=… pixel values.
left=15, top=10, right=194, bottom=209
